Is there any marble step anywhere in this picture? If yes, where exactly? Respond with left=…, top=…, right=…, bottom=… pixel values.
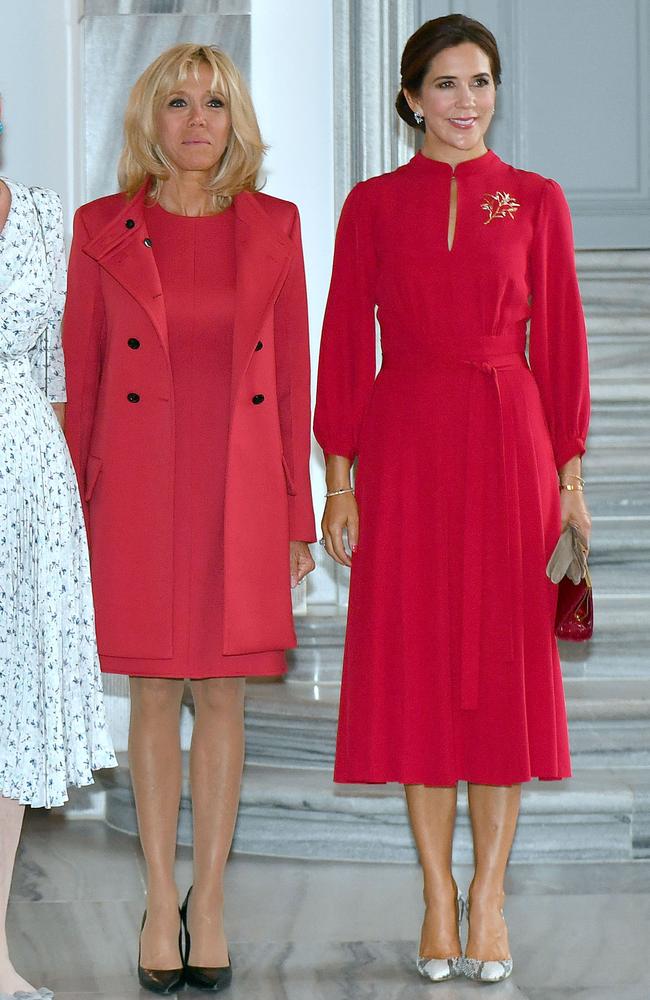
left=589, top=345, right=650, bottom=386
left=587, top=401, right=650, bottom=439
left=585, top=481, right=650, bottom=517
left=590, top=380, right=650, bottom=404
left=232, top=765, right=642, bottom=864
left=100, top=756, right=642, bottom=863
left=290, top=595, right=650, bottom=686
left=577, top=249, right=650, bottom=314
left=586, top=316, right=650, bottom=336
left=589, top=560, right=650, bottom=597
left=589, top=515, right=650, bottom=561
left=238, top=678, right=650, bottom=772
left=584, top=443, right=650, bottom=481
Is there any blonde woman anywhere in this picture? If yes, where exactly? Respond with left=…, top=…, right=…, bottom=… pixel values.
left=63, top=45, right=315, bottom=993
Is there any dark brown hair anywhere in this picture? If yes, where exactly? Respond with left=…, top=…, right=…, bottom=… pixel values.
left=396, top=14, right=502, bottom=132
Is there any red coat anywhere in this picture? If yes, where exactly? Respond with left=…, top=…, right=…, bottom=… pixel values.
left=63, top=183, right=316, bottom=660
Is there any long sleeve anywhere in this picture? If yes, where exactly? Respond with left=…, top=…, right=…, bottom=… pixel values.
left=62, top=207, right=106, bottom=521
left=314, top=183, right=378, bottom=462
left=274, top=204, right=317, bottom=542
left=528, top=179, right=590, bottom=469
left=28, top=188, right=67, bottom=402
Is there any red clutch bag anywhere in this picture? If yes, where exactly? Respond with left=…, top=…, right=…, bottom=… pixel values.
left=555, top=569, right=593, bottom=641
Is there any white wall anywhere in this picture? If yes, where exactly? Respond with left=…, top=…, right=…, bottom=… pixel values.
left=251, top=0, right=337, bottom=604
left=420, top=0, right=650, bottom=248
left=0, top=0, right=82, bottom=237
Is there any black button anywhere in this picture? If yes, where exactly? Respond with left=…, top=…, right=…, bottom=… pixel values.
left=255, top=341, right=263, bottom=351
left=252, top=394, right=265, bottom=405
left=125, top=219, right=135, bottom=229
left=127, top=392, right=140, bottom=403
left=127, top=338, right=140, bottom=350
left=143, top=238, right=152, bottom=248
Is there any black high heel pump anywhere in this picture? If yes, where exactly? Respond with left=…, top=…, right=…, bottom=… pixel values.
left=180, top=886, right=233, bottom=992
left=138, top=908, right=185, bottom=994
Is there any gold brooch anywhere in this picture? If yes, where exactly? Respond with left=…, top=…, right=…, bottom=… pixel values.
left=481, top=191, right=520, bottom=224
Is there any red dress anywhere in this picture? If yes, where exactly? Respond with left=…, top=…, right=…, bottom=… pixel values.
left=314, top=150, right=590, bottom=785
left=103, top=203, right=285, bottom=678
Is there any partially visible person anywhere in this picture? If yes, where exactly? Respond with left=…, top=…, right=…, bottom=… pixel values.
left=63, top=44, right=315, bottom=994
left=0, top=100, right=116, bottom=1000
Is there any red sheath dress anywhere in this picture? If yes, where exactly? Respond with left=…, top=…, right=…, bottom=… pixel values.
left=314, top=150, right=590, bottom=785
left=103, top=203, right=285, bottom=678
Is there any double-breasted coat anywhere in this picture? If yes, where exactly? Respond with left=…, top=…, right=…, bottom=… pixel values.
left=63, top=183, right=316, bottom=663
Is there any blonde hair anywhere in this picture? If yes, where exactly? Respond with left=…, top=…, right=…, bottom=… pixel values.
left=118, top=43, right=265, bottom=209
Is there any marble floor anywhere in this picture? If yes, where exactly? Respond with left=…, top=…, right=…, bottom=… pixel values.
left=8, top=811, right=650, bottom=1000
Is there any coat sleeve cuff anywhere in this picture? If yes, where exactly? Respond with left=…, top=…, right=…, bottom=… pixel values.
left=288, top=497, right=317, bottom=543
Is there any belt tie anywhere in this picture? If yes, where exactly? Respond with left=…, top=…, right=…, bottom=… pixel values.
left=459, top=359, right=515, bottom=711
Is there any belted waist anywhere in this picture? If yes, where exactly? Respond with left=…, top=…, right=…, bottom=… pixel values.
left=0, top=355, right=32, bottom=381
left=380, top=334, right=527, bottom=375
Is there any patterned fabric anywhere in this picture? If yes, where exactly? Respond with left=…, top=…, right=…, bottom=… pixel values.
left=0, top=177, right=116, bottom=808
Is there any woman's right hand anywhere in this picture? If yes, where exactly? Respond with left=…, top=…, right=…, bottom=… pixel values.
left=321, top=493, right=359, bottom=567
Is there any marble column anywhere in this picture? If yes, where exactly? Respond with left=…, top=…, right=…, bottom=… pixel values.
left=332, top=0, right=415, bottom=212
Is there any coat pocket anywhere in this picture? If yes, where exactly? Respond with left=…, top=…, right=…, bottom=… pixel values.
left=84, top=454, right=103, bottom=501
left=281, top=455, right=297, bottom=496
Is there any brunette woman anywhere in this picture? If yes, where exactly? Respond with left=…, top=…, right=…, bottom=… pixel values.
left=63, top=45, right=315, bottom=993
left=315, top=15, right=590, bottom=984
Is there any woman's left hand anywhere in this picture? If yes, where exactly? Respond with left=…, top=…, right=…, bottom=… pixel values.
left=560, top=489, right=592, bottom=549
left=290, top=541, right=316, bottom=588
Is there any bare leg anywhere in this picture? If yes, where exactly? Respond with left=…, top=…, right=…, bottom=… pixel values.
left=465, top=783, right=522, bottom=960
left=186, top=677, right=245, bottom=966
left=128, top=676, right=185, bottom=970
left=0, top=797, right=35, bottom=994
left=405, top=785, right=461, bottom=958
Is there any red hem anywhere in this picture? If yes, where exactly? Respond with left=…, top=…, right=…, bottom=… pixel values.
left=332, top=771, right=572, bottom=786
left=100, top=664, right=288, bottom=679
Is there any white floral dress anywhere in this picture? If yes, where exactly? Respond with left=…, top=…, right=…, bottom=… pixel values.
left=0, top=177, right=116, bottom=808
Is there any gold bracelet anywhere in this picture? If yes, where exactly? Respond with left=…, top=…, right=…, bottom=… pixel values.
left=560, top=474, right=585, bottom=485
left=560, top=483, right=584, bottom=492
left=325, top=487, right=354, bottom=498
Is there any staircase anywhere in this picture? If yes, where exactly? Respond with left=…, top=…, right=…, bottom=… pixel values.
left=102, top=250, right=650, bottom=863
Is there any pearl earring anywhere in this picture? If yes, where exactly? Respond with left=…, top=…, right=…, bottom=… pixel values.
left=413, top=111, right=424, bottom=125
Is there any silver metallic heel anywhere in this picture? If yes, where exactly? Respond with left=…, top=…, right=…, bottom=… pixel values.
left=462, top=902, right=513, bottom=983
left=462, top=956, right=513, bottom=983
left=416, top=893, right=465, bottom=983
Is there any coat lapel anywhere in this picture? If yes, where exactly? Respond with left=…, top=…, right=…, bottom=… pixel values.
left=231, top=192, right=293, bottom=406
left=83, top=183, right=169, bottom=359
left=82, top=186, right=292, bottom=383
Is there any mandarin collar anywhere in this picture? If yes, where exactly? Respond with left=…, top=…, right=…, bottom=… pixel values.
left=410, top=149, right=499, bottom=177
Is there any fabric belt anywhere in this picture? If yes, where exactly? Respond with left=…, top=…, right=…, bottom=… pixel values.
left=380, top=335, right=526, bottom=711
